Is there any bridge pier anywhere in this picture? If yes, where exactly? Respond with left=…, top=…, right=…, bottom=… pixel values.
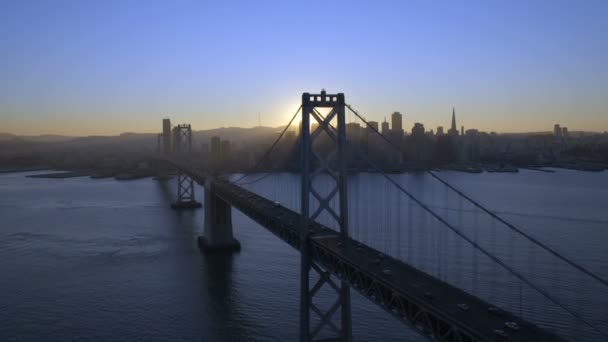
left=197, top=179, right=240, bottom=253
left=171, top=173, right=202, bottom=209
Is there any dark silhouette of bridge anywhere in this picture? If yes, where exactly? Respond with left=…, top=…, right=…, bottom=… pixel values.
left=152, top=91, right=608, bottom=342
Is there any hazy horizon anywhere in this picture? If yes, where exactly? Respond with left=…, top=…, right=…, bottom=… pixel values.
left=1, top=124, right=606, bottom=139
left=2, top=0, right=607, bottom=135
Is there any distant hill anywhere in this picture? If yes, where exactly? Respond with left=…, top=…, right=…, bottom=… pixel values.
left=0, top=126, right=285, bottom=144
left=192, top=126, right=285, bottom=145
left=0, top=133, right=16, bottom=140
left=0, top=133, right=76, bottom=142
left=0, top=126, right=290, bottom=158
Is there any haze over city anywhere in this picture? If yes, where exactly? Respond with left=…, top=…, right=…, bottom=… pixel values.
left=2, top=0, right=607, bottom=136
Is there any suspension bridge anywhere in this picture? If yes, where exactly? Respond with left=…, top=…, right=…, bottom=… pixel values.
left=151, top=91, right=608, bottom=342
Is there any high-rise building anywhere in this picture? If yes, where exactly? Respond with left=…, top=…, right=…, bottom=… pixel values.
left=562, top=127, right=568, bottom=138
left=366, top=121, right=379, bottom=134
left=162, top=118, right=171, bottom=154
left=391, top=111, right=403, bottom=133
left=436, top=126, right=444, bottom=136
left=381, top=118, right=390, bottom=135
left=172, top=126, right=180, bottom=153
left=411, top=122, right=425, bottom=138
left=465, top=129, right=479, bottom=136
left=461, top=126, right=464, bottom=136
left=346, top=122, right=362, bottom=144
left=554, top=124, right=562, bottom=138
left=448, top=107, right=458, bottom=136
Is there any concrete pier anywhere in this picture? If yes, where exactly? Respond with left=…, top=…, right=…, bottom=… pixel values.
left=198, top=179, right=240, bottom=253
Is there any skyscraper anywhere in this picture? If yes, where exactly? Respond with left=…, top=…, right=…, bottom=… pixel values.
left=381, top=118, right=390, bottom=135
left=448, top=107, right=458, bottom=136
left=391, top=111, right=403, bottom=133
left=554, top=124, right=562, bottom=138
left=346, top=123, right=362, bottom=145
left=436, top=126, right=444, bottom=135
left=411, top=122, right=425, bottom=138
left=162, top=118, right=171, bottom=154
left=366, top=121, right=379, bottom=134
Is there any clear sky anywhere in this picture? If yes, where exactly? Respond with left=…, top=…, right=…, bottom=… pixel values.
left=1, top=0, right=607, bottom=136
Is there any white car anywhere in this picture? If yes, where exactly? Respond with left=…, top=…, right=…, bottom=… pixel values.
left=493, top=329, right=508, bottom=337
left=504, top=321, right=520, bottom=331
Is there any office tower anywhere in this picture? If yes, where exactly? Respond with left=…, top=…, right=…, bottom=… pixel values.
left=381, top=118, right=390, bottom=135
left=411, top=122, right=425, bottom=138
left=162, top=118, right=171, bottom=154
left=391, top=111, right=403, bottom=133
left=367, top=121, right=379, bottom=133
left=436, top=126, right=444, bottom=135
left=172, top=126, right=180, bottom=153
left=448, top=107, right=458, bottom=136
left=554, top=124, right=562, bottom=138
left=346, top=122, right=362, bottom=144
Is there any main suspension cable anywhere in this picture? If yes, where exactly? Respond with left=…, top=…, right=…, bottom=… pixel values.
left=231, top=105, right=302, bottom=184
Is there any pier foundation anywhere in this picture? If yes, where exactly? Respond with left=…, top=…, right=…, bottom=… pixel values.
left=198, top=179, right=240, bottom=253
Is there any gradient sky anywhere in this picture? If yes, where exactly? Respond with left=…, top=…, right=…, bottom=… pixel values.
left=1, top=0, right=607, bottom=136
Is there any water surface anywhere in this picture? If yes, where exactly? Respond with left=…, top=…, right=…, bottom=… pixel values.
left=1, top=169, right=607, bottom=341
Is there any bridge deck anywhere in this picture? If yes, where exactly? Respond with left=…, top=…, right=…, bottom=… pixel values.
left=214, top=179, right=562, bottom=342
left=159, top=158, right=562, bottom=341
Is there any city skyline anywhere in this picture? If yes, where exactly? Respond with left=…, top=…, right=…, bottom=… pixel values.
left=0, top=106, right=593, bottom=138
left=1, top=0, right=607, bottom=135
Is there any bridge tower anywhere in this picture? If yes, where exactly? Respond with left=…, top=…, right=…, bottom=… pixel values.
left=300, top=90, right=352, bottom=342
left=171, top=124, right=202, bottom=209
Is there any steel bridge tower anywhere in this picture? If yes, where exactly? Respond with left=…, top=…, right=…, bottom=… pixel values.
left=300, top=90, right=352, bottom=342
left=171, top=124, right=202, bottom=209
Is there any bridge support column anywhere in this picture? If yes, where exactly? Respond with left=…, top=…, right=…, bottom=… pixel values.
left=167, top=123, right=201, bottom=208
left=300, top=91, right=352, bottom=342
left=198, top=179, right=240, bottom=253
left=171, top=173, right=202, bottom=209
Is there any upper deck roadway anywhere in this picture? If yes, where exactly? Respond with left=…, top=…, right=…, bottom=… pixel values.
left=160, top=157, right=563, bottom=342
